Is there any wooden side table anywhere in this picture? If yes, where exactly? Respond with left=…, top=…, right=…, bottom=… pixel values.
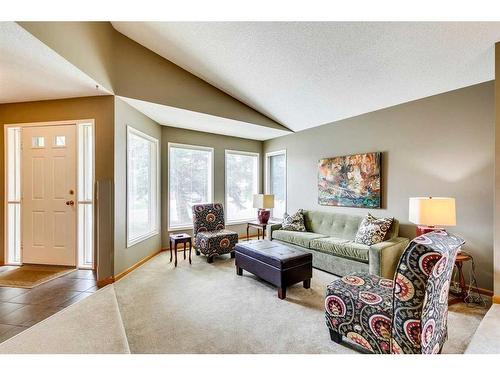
left=246, top=221, right=273, bottom=241
left=449, top=253, right=473, bottom=305
left=169, top=233, right=192, bottom=267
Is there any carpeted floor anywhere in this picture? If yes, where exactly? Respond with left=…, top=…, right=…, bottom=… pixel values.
left=466, top=304, right=500, bottom=354
left=0, top=285, right=130, bottom=353
left=112, top=251, right=487, bottom=354
left=0, top=251, right=489, bottom=354
left=0, top=265, right=75, bottom=288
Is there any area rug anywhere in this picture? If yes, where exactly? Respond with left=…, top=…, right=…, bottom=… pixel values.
left=0, top=265, right=76, bottom=288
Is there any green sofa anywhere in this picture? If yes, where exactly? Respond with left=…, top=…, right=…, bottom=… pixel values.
left=267, top=210, right=409, bottom=279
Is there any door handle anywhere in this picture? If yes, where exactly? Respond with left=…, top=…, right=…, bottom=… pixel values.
left=65, top=200, right=75, bottom=206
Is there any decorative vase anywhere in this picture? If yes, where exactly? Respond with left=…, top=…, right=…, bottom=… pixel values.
left=257, top=209, right=270, bottom=224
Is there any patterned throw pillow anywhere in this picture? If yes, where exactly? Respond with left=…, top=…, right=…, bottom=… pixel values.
left=282, top=209, right=306, bottom=232
left=354, top=213, right=394, bottom=246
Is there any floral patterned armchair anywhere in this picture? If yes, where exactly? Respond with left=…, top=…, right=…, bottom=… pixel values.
left=192, top=203, right=238, bottom=263
left=324, top=231, right=464, bottom=354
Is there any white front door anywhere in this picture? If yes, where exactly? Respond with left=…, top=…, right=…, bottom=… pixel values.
left=21, top=125, right=77, bottom=266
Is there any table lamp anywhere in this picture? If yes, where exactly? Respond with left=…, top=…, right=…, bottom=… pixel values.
left=409, top=197, right=456, bottom=236
left=253, top=194, right=274, bottom=224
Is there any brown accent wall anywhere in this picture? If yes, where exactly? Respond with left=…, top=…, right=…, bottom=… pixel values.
left=264, top=82, right=494, bottom=290
left=0, top=95, right=115, bottom=279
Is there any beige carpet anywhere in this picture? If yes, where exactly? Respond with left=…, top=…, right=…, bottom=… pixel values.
left=0, top=285, right=130, bottom=354
left=466, top=304, right=500, bottom=354
left=113, top=252, right=487, bottom=354
left=0, top=265, right=75, bottom=288
left=0, top=252, right=488, bottom=354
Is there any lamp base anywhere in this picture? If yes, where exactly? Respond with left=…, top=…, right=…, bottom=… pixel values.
left=257, top=209, right=271, bottom=224
left=416, top=225, right=444, bottom=237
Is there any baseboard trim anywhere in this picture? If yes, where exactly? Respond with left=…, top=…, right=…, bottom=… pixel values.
left=465, top=285, right=494, bottom=297
left=95, top=235, right=265, bottom=287
left=97, top=276, right=115, bottom=288
left=493, top=295, right=500, bottom=304
left=96, top=248, right=165, bottom=287
left=114, top=248, right=166, bottom=282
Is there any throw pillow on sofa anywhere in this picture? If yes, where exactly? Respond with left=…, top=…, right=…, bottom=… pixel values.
left=354, top=213, right=394, bottom=246
left=282, top=209, right=306, bottom=232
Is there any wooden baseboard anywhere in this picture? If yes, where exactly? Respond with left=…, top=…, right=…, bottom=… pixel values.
left=96, top=276, right=115, bottom=288
left=96, top=248, right=165, bottom=287
left=95, top=235, right=265, bottom=287
left=114, top=248, right=166, bottom=282
left=465, top=285, right=494, bottom=297
left=493, top=295, right=500, bottom=304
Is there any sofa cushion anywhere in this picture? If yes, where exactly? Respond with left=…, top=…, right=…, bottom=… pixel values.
left=302, top=211, right=363, bottom=239
left=310, top=237, right=370, bottom=263
left=272, top=230, right=327, bottom=248
left=301, top=210, right=400, bottom=241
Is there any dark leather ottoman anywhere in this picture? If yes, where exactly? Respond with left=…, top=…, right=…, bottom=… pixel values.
left=235, top=240, right=313, bottom=299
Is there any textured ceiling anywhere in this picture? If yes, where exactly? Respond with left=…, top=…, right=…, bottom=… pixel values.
left=0, top=22, right=110, bottom=104
left=113, top=22, right=500, bottom=131
left=120, top=96, right=290, bottom=141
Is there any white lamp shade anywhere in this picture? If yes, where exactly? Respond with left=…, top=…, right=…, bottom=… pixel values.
left=409, top=197, right=456, bottom=226
left=253, top=194, right=274, bottom=209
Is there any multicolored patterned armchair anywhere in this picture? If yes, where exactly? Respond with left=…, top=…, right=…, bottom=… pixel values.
left=324, top=231, right=464, bottom=354
left=192, top=203, right=238, bottom=263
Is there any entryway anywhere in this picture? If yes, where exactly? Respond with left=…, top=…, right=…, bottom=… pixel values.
left=0, top=266, right=97, bottom=343
left=4, top=120, right=95, bottom=269
left=1, top=120, right=98, bottom=341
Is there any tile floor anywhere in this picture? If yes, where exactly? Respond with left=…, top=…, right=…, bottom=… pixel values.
left=0, top=267, right=98, bottom=343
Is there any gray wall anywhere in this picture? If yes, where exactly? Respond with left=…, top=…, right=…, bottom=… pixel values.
left=264, top=82, right=494, bottom=290
left=161, top=127, right=263, bottom=248
left=114, top=98, right=162, bottom=275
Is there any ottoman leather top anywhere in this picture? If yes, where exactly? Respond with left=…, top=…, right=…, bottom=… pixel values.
left=235, top=240, right=312, bottom=269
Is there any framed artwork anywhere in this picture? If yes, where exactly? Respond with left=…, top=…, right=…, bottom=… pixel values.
left=318, top=152, right=381, bottom=208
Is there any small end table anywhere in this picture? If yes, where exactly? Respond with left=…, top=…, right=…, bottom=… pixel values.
left=246, top=221, right=278, bottom=241
left=169, top=233, right=192, bottom=267
left=449, top=253, right=473, bottom=305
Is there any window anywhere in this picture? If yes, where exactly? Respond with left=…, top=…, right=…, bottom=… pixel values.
left=266, top=150, right=287, bottom=220
left=127, top=126, right=159, bottom=246
left=168, top=143, right=213, bottom=229
left=77, top=122, right=94, bottom=268
left=54, top=135, right=66, bottom=147
left=225, top=150, right=259, bottom=223
left=6, top=127, right=21, bottom=264
left=32, top=136, right=44, bottom=148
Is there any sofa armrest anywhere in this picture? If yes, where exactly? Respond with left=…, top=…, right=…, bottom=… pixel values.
left=369, top=237, right=409, bottom=279
left=266, top=223, right=282, bottom=240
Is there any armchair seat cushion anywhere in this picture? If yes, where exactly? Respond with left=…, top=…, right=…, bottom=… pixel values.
left=271, top=230, right=327, bottom=248
left=196, top=229, right=238, bottom=256
left=325, top=232, right=465, bottom=354
left=325, top=273, right=394, bottom=353
left=310, top=237, right=370, bottom=263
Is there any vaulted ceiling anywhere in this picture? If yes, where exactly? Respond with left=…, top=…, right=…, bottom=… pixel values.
left=0, top=22, right=110, bottom=104
left=3, top=21, right=500, bottom=138
left=112, top=22, right=500, bottom=132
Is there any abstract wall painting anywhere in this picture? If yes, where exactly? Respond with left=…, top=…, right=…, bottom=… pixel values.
left=318, top=152, right=381, bottom=208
